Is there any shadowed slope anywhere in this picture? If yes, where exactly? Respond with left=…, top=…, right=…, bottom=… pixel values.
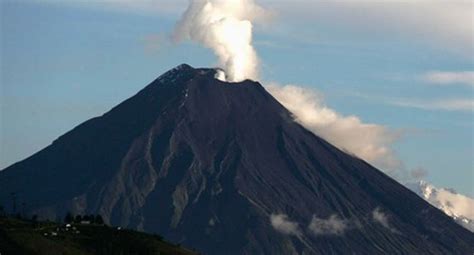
left=1, top=64, right=473, bottom=254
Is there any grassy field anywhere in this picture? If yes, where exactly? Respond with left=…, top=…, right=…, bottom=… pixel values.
left=0, top=217, right=199, bottom=255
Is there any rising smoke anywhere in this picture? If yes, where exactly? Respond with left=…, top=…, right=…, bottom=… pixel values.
left=173, top=0, right=401, bottom=172
left=174, top=0, right=268, bottom=82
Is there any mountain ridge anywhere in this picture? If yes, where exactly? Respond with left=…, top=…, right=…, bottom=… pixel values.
left=1, top=64, right=473, bottom=254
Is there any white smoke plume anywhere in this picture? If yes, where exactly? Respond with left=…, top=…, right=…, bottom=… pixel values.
left=308, top=214, right=350, bottom=235
left=266, top=83, right=401, bottom=171
left=270, top=214, right=301, bottom=236
left=173, top=0, right=401, bottom=173
left=174, top=0, right=268, bottom=82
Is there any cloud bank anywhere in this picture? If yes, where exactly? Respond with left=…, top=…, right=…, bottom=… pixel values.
left=391, top=98, right=473, bottom=112
left=42, top=1, right=472, bottom=54
left=264, top=0, right=472, bottom=54
left=173, top=0, right=269, bottom=82
left=422, top=71, right=474, bottom=87
left=266, top=84, right=401, bottom=171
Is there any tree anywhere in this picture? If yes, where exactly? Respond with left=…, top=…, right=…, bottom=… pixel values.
left=83, top=215, right=91, bottom=222
left=64, top=212, right=73, bottom=223
left=31, top=214, right=39, bottom=228
left=74, top=215, right=82, bottom=223
left=0, top=205, right=5, bottom=218
left=10, top=192, right=17, bottom=215
left=95, top=214, right=104, bottom=225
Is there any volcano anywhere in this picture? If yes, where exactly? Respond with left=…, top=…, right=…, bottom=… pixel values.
left=1, top=64, right=473, bottom=254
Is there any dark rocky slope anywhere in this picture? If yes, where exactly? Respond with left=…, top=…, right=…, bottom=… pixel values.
left=1, top=64, right=473, bottom=254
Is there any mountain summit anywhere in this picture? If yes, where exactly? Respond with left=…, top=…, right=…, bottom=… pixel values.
left=1, top=64, right=473, bottom=254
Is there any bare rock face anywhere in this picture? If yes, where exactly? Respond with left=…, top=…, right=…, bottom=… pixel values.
left=1, top=64, right=473, bottom=254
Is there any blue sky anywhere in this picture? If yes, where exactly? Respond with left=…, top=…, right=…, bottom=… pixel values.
left=1, top=0, right=473, bottom=196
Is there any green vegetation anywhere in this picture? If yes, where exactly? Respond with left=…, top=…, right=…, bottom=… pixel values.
left=0, top=217, right=199, bottom=255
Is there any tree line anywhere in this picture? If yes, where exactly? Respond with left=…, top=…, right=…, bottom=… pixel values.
left=0, top=205, right=105, bottom=225
left=64, top=212, right=104, bottom=225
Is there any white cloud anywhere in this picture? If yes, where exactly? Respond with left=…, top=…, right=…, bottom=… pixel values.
left=270, top=214, right=301, bottom=236
left=308, top=214, right=350, bottom=235
left=372, top=208, right=389, bottom=228
left=263, top=0, right=473, bottom=54
left=391, top=98, right=474, bottom=112
left=37, top=1, right=472, bottom=54
left=372, top=207, right=398, bottom=233
left=418, top=181, right=474, bottom=221
left=36, top=0, right=187, bottom=16
left=266, top=83, right=401, bottom=171
left=422, top=71, right=474, bottom=87
left=409, top=181, right=474, bottom=232
left=347, top=91, right=474, bottom=113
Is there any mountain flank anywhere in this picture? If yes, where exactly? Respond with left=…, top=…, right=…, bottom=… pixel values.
left=1, top=64, right=473, bottom=254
